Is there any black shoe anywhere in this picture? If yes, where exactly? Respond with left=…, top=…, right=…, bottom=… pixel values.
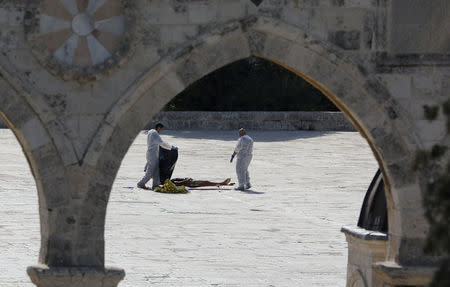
left=137, top=183, right=151, bottom=190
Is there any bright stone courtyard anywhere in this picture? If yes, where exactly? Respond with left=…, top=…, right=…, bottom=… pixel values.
left=0, top=129, right=378, bottom=287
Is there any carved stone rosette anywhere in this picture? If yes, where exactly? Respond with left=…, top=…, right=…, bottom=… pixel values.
left=24, top=0, right=136, bottom=82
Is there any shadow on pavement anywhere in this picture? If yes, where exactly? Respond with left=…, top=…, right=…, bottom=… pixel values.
left=157, top=130, right=349, bottom=142
left=240, top=189, right=264, bottom=194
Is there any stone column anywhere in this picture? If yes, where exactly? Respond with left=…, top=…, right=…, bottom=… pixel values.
left=24, top=163, right=126, bottom=287
left=1, top=71, right=126, bottom=287
left=342, top=226, right=388, bottom=287
left=27, top=265, right=125, bottom=287
left=371, top=184, right=440, bottom=287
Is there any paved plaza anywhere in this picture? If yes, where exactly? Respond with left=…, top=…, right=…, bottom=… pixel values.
left=0, top=129, right=378, bottom=286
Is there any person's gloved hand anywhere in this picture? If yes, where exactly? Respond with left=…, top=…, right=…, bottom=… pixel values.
left=172, top=146, right=178, bottom=151
left=230, top=155, right=235, bottom=163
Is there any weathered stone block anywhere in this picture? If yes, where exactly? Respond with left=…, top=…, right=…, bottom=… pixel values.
left=390, top=206, right=428, bottom=239
left=282, top=6, right=311, bottom=30
left=0, top=97, right=34, bottom=129
left=375, top=134, right=409, bottom=164
left=328, top=30, right=361, bottom=50
left=253, top=17, right=302, bottom=41
left=390, top=0, right=450, bottom=54
left=43, top=123, right=77, bottom=167
left=383, top=74, right=412, bottom=99
left=392, top=0, right=431, bottom=25
left=160, top=25, right=199, bottom=47
left=141, top=24, right=161, bottom=47
left=412, top=75, right=439, bottom=92
left=285, top=43, right=320, bottom=77
left=21, top=118, right=51, bottom=150
left=372, top=261, right=438, bottom=287
left=193, top=32, right=250, bottom=76
left=28, top=143, right=66, bottom=208
left=306, top=9, right=328, bottom=39
left=70, top=116, right=102, bottom=160
left=138, top=0, right=188, bottom=25
left=188, top=1, right=218, bottom=24
left=385, top=160, right=417, bottom=189
left=363, top=77, right=391, bottom=105
left=258, top=0, right=283, bottom=19
left=441, top=75, right=450, bottom=99
left=27, top=265, right=125, bottom=287
left=327, top=7, right=366, bottom=31
left=263, top=35, right=293, bottom=63
left=91, top=51, right=159, bottom=104
left=218, top=0, right=243, bottom=21
left=0, top=26, right=27, bottom=51
left=82, top=123, right=114, bottom=168
left=0, top=7, right=23, bottom=26
left=247, top=30, right=267, bottom=54
left=415, top=119, right=447, bottom=143
left=301, top=54, right=339, bottom=86
left=175, top=57, right=203, bottom=87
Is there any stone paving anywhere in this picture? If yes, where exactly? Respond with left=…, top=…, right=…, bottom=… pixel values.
left=0, top=129, right=378, bottom=286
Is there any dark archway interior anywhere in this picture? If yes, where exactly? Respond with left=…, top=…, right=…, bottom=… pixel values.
left=164, top=56, right=339, bottom=112
left=358, top=169, right=388, bottom=232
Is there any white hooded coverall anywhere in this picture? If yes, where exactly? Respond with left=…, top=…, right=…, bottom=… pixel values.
left=138, top=129, right=172, bottom=188
left=234, top=135, right=253, bottom=188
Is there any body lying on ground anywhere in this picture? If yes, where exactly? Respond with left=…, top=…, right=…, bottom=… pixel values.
left=171, top=178, right=231, bottom=188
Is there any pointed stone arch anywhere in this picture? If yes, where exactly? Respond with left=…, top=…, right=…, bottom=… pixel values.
left=0, top=70, right=76, bottom=266
left=84, top=16, right=427, bottom=269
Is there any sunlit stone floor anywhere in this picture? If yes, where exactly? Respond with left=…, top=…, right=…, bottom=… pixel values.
left=0, top=129, right=378, bottom=286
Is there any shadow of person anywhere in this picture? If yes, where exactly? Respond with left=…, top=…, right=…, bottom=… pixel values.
left=240, top=189, right=264, bottom=195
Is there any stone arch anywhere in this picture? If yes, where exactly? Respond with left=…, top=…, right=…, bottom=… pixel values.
left=0, top=71, right=80, bottom=267
left=88, top=16, right=426, bottom=268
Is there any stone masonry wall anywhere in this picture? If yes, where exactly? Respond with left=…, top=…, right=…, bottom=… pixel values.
left=149, top=111, right=355, bottom=131
left=1, top=111, right=355, bottom=131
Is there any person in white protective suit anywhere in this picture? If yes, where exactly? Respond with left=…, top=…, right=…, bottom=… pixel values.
left=137, top=123, right=177, bottom=190
left=230, top=128, right=254, bottom=190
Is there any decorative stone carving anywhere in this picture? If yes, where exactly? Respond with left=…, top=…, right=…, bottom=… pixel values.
left=25, top=0, right=136, bottom=82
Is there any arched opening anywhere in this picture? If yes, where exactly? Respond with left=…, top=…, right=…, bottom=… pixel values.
left=104, top=55, right=385, bottom=286
left=86, top=17, right=424, bottom=287
left=164, top=56, right=338, bottom=112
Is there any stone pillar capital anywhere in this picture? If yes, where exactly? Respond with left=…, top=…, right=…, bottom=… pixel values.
left=27, top=265, right=125, bottom=287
